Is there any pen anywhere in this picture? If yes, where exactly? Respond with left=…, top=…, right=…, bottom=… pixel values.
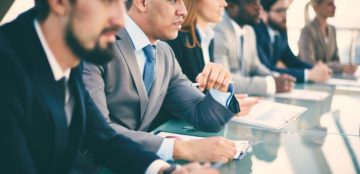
left=191, top=80, right=234, bottom=87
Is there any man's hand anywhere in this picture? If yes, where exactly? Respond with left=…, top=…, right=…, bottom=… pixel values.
left=173, top=137, right=236, bottom=162
left=196, top=63, right=231, bottom=92
left=235, top=94, right=260, bottom=117
left=343, top=64, right=358, bottom=74
left=308, top=61, right=332, bottom=82
left=274, top=74, right=295, bottom=93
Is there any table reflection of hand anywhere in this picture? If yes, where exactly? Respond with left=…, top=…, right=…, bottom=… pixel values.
left=235, top=94, right=260, bottom=117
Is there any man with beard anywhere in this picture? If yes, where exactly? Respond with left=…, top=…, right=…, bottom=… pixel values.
left=83, top=0, right=241, bottom=165
left=253, top=0, right=332, bottom=83
left=0, top=0, right=217, bottom=173
left=213, top=0, right=295, bottom=96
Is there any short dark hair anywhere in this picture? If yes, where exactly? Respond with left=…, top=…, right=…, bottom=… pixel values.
left=34, top=0, right=75, bottom=22
left=226, top=0, right=240, bottom=5
left=260, top=0, right=277, bottom=12
left=126, top=0, right=133, bottom=10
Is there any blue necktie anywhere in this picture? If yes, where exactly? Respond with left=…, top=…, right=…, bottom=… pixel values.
left=143, top=45, right=156, bottom=95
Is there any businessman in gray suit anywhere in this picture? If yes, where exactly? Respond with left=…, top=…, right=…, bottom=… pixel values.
left=83, top=0, right=240, bottom=164
left=214, top=0, right=295, bottom=96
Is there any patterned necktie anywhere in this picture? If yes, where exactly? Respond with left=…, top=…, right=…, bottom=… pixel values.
left=142, top=45, right=156, bottom=95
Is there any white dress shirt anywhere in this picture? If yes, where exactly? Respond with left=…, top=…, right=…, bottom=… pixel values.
left=197, top=25, right=215, bottom=65
left=34, top=20, right=74, bottom=125
left=230, top=21, right=276, bottom=95
left=267, top=26, right=309, bottom=82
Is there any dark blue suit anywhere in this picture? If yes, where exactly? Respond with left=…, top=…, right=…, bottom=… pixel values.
left=0, top=9, right=159, bottom=174
left=252, top=21, right=313, bottom=82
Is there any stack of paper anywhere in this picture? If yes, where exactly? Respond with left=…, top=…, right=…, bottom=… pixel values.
left=232, top=101, right=307, bottom=130
left=157, top=132, right=251, bottom=160
left=325, top=78, right=360, bottom=87
left=274, top=89, right=329, bottom=101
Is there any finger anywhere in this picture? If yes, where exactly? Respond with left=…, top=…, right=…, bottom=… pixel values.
left=219, top=73, right=230, bottom=92
left=206, top=66, right=220, bottom=90
left=213, top=70, right=226, bottom=90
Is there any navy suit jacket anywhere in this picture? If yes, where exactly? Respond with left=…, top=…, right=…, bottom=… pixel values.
left=166, top=30, right=214, bottom=83
left=0, top=9, right=159, bottom=174
left=252, top=21, right=313, bottom=82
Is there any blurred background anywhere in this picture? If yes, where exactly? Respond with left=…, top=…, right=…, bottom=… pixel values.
left=1, top=0, right=360, bottom=64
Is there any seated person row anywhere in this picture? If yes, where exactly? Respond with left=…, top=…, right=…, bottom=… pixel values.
left=0, top=0, right=217, bottom=173
left=83, top=0, right=243, bottom=165
left=166, top=0, right=259, bottom=114
left=253, top=0, right=332, bottom=83
left=167, top=0, right=293, bottom=97
left=298, top=0, right=357, bottom=74
left=213, top=0, right=295, bottom=96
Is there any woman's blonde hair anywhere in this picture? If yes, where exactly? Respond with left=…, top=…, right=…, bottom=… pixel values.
left=182, top=0, right=200, bottom=48
left=304, top=0, right=327, bottom=25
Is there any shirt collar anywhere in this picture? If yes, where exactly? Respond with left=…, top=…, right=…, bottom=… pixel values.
left=230, top=20, right=246, bottom=37
left=196, top=25, right=215, bottom=43
left=34, top=20, right=71, bottom=81
left=125, top=15, right=155, bottom=51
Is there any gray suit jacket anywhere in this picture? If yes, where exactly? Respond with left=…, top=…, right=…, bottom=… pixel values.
left=83, top=28, right=239, bottom=152
left=298, top=19, right=342, bottom=72
left=214, top=13, right=273, bottom=96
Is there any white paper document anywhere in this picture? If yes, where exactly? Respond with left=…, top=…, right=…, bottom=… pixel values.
left=231, top=101, right=307, bottom=130
left=325, top=78, right=360, bottom=87
left=157, top=132, right=251, bottom=160
left=274, top=89, right=329, bottom=101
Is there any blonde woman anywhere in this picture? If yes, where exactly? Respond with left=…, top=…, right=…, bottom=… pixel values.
left=298, top=0, right=357, bottom=74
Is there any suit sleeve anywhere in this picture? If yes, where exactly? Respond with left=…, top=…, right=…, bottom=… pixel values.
left=257, top=37, right=309, bottom=82
left=81, top=82, right=159, bottom=174
left=0, top=41, right=37, bottom=174
left=82, top=62, right=164, bottom=152
left=213, top=30, right=269, bottom=96
left=161, top=43, right=240, bottom=132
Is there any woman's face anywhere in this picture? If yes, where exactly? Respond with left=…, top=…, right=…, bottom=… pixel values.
left=315, top=0, right=336, bottom=18
left=197, top=0, right=228, bottom=24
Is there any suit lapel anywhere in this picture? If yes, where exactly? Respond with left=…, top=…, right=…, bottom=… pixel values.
left=313, top=20, right=327, bottom=59
left=116, top=29, right=149, bottom=117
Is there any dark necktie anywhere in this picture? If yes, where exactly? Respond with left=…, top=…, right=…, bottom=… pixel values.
left=57, top=77, right=67, bottom=104
left=239, top=35, right=245, bottom=74
left=272, top=34, right=280, bottom=61
left=143, top=45, right=156, bottom=95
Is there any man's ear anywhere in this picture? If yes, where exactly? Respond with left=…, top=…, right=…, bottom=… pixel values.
left=47, top=0, right=70, bottom=16
left=131, top=0, right=148, bottom=13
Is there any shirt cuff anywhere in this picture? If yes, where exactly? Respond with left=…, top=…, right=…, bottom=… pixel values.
left=156, top=138, right=176, bottom=161
left=209, top=83, right=234, bottom=107
left=145, top=160, right=170, bottom=174
left=304, top=69, right=309, bottom=82
left=265, top=75, right=276, bottom=95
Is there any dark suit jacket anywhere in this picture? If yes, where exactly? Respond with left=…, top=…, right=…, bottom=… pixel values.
left=0, top=9, right=158, bottom=174
left=166, top=30, right=214, bottom=82
left=252, top=21, right=313, bottom=82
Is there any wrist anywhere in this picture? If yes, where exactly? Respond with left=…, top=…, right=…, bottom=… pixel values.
left=173, top=139, right=190, bottom=160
